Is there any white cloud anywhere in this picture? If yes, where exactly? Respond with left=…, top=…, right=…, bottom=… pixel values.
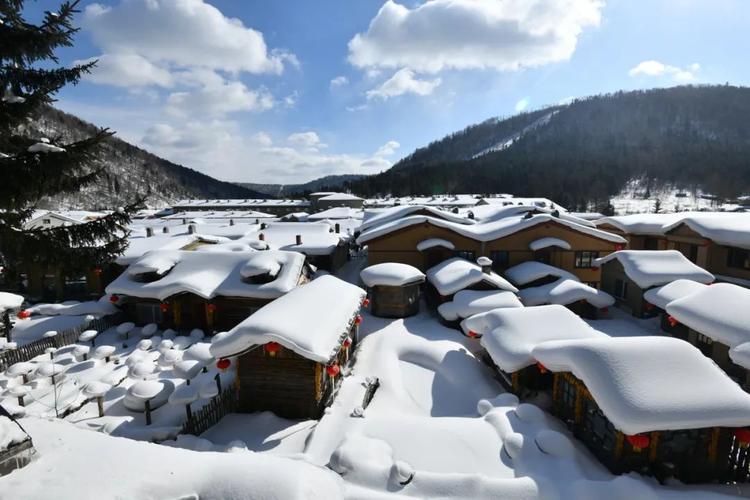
left=83, top=0, right=291, bottom=74
left=165, top=74, right=274, bottom=117
left=287, top=131, right=327, bottom=152
left=330, top=76, right=349, bottom=89
left=515, top=97, right=530, bottom=112
left=76, top=53, right=173, bottom=87
left=375, top=140, right=400, bottom=157
left=348, top=0, right=603, bottom=73
left=628, top=60, right=700, bottom=82
left=366, top=68, right=441, bottom=100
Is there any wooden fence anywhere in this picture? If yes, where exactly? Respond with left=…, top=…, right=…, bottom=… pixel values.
left=728, top=435, right=750, bottom=483
left=181, top=386, right=239, bottom=437
left=0, top=313, right=124, bottom=372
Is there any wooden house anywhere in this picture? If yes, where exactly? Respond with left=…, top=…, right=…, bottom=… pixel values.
left=360, top=263, right=425, bottom=318
left=595, top=250, right=714, bottom=317
left=533, top=336, right=750, bottom=483
left=106, top=250, right=309, bottom=332
left=251, top=222, right=350, bottom=272
left=357, top=208, right=627, bottom=288
left=0, top=406, right=35, bottom=477
left=425, top=257, right=517, bottom=307
left=666, top=283, right=750, bottom=391
left=460, top=305, right=604, bottom=394
left=437, top=289, right=523, bottom=329
left=209, top=275, right=366, bottom=419
left=642, top=279, right=710, bottom=340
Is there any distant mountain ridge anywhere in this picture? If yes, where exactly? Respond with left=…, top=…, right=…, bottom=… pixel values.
left=26, top=107, right=268, bottom=210
left=238, top=174, right=367, bottom=197
left=345, top=85, right=750, bottom=212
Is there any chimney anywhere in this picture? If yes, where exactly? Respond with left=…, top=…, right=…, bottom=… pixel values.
left=296, top=234, right=302, bottom=245
left=259, top=233, right=265, bottom=241
left=146, top=227, right=153, bottom=237
left=188, top=224, right=195, bottom=234
left=182, top=218, right=187, bottom=225
left=162, top=226, right=169, bottom=234
left=255, top=219, right=260, bottom=224
left=335, top=223, right=340, bottom=234
left=229, top=219, right=234, bottom=226
left=551, top=210, right=560, bottom=218
left=260, top=222, right=267, bottom=230
left=477, top=256, right=493, bottom=274
left=468, top=211, right=475, bottom=220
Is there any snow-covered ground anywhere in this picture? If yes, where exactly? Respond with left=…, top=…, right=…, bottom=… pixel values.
left=0, top=258, right=747, bottom=499
left=610, top=178, right=743, bottom=214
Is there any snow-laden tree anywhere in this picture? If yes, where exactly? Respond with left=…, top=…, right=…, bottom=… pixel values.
left=0, top=0, right=141, bottom=288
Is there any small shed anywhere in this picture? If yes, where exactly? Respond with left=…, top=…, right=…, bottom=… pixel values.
left=360, top=263, right=425, bottom=318
left=210, top=275, right=366, bottom=419
left=595, top=250, right=714, bottom=317
left=462, top=305, right=603, bottom=393
left=666, top=283, right=750, bottom=390
left=106, top=250, right=309, bottom=332
left=0, top=407, right=35, bottom=476
left=425, top=257, right=517, bottom=306
left=533, top=336, right=750, bottom=483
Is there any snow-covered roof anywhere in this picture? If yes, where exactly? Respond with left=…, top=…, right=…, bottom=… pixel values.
left=308, top=207, right=363, bottom=220
left=107, top=250, right=306, bottom=301
left=251, top=222, right=342, bottom=255
left=359, top=205, right=473, bottom=233
left=173, top=199, right=310, bottom=209
left=437, top=290, right=523, bottom=322
left=318, top=193, right=363, bottom=202
left=0, top=415, right=28, bottom=450
left=504, top=261, right=579, bottom=287
left=666, top=283, right=750, bottom=348
left=416, top=238, right=455, bottom=252
left=518, top=279, right=615, bottom=308
left=730, top=342, right=750, bottom=370
left=163, top=210, right=276, bottom=220
left=594, top=213, right=694, bottom=235
left=478, top=305, right=605, bottom=373
left=532, top=337, right=750, bottom=434
left=210, top=275, right=365, bottom=363
left=642, top=279, right=710, bottom=310
left=117, top=233, right=201, bottom=265
left=594, top=250, right=715, bottom=289
left=27, top=299, right=118, bottom=317
left=358, top=212, right=626, bottom=246
left=529, top=237, right=571, bottom=251
left=426, top=258, right=518, bottom=296
left=360, top=263, right=425, bottom=287
left=664, top=214, right=750, bottom=250
left=0, top=292, right=24, bottom=313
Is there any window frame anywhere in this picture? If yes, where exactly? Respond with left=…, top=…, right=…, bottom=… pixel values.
left=574, top=251, right=599, bottom=269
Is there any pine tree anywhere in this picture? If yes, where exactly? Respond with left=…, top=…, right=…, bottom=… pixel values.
left=0, top=0, right=141, bottom=292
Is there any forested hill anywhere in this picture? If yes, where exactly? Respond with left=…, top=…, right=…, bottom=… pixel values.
left=26, top=107, right=267, bottom=209
left=345, top=85, right=750, bottom=212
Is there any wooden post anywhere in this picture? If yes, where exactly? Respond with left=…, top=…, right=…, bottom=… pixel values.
left=214, top=373, right=222, bottom=394
left=185, top=403, right=193, bottom=423
left=708, top=427, right=720, bottom=464
left=97, top=396, right=105, bottom=417
left=511, top=372, right=519, bottom=392
left=614, top=432, right=624, bottom=460
left=173, top=301, right=181, bottom=328
left=648, top=431, right=660, bottom=462
left=145, top=399, right=152, bottom=426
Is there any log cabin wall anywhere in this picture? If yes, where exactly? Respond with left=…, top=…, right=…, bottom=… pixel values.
left=370, top=284, right=421, bottom=318
left=599, top=259, right=649, bottom=317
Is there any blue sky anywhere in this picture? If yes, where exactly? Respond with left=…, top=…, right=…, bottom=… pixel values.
left=24, top=0, right=750, bottom=184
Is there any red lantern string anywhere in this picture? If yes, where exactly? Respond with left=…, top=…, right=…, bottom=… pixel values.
left=734, top=429, right=750, bottom=447
left=216, top=358, right=231, bottom=371
left=17, top=310, right=31, bottom=319
left=354, top=315, right=362, bottom=325
left=326, top=364, right=340, bottom=377
left=626, top=434, right=650, bottom=451
left=109, top=295, right=119, bottom=303
left=264, top=342, right=281, bottom=356
left=343, top=337, right=352, bottom=348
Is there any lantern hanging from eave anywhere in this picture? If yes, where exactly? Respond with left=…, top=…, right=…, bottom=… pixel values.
left=159, top=302, right=169, bottom=313
left=667, top=315, right=679, bottom=327
left=644, top=302, right=654, bottom=311
left=93, top=267, right=103, bottom=276
left=626, top=434, right=650, bottom=452
left=109, top=294, right=120, bottom=304
left=734, top=429, right=750, bottom=448
left=216, top=358, right=231, bottom=371
left=354, top=315, right=362, bottom=326
left=343, top=337, right=352, bottom=348
left=467, top=330, right=479, bottom=339
left=326, top=364, right=340, bottom=377
left=265, top=342, right=281, bottom=356
left=536, top=362, right=548, bottom=374
left=17, top=310, right=31, bottom=319
left=615, top=244, right=625, bottom=251
left=362, top=298, right=370, bottom=307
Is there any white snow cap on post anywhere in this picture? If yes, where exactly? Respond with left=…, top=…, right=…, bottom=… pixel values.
left=6, top=362, right=34, bottom=377
left=594, top=250, right=714, bottom=289
left=116, top=322, right=135, bottom=336
left=83, top=381, right=112, bottom=399
left=211, top=275, right=366, bottom=363
left=360, top=263, right=425, bottom=287
left=666, top=283, right=750, bottom=347
left=532, top=336, right=750, bottom=434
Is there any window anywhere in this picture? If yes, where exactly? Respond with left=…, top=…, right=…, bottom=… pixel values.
left=456, top=250, right=475, bottom=261
left=490, top=250, right=509, bottom=271
left=688, top=244, right=699, bottom=263
left=42, top=218, right=51, bottom=225
left=727, top=247, right=750, bottom=270
left=614, top=279, right=628, bottom=299
left=644, top=237, right=660, bottom=250
left=696, top=333, right=713, bottom=345
left=575, top=251, right=598, bottom=268
left=584, top=282, right=599, bottom=289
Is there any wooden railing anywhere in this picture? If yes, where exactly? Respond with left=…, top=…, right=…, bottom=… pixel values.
left=0, top=313, right=124, bottom=372
left=180, top=386, right=239, bottom=437
left=728, top=435, right=750, bottom=483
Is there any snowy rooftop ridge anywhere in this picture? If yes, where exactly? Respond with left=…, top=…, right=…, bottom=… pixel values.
left=642, top=279, right=710, bottom=310
left=664, top=213, right=750, bottom=250
left=426, top=257, right=517, bottom=296
left=107, top=250, right=306, bottom=301
left=532, top=336, right=750, bottom=434
left=359, top=205, right=474, bottom=233
left=518, top=278, right=615, bottom=308
left=504, top=261, right=579, bottom=287
left=594, top=250, right=715, bottom=289
left=360, top=263, right=425, bottom=287
left=210, top=275, right=365, bottom=363
left=666, top=283, right=750, bottom=348
left=437, top=289, right=523, bottom=322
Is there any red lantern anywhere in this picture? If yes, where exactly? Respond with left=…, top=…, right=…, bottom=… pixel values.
left=207, top=304, right=217, bottom=313
left=626, top=434, right=650, bottom=452
left=615, top=244, right=625, bottom=251
left=343, top=337, right=352, bottom=348
left=362, top=298, right=370, bottom=307
left=467, top=330, right=479, bottom=339
left=17, top=310, right=31, bottom=319
left=159, top=302, right=169, bottom=313
left=264, top=342, right=281, bottom=356
left=667, top=315, right=679, bottom=327
left=354, top=315, right=362, bottom=326
left=216, top=358, right=231, bottom=371
left=536, top=362, right=548, bottom=374
left=326, top=364, right=340, bottom=377
left=109, top=294, right=119, bottom=303
left=734, top=429, right=750, bottom=448
left=93, top=267, right=103, bottom=276
left=600, top=307, right=609, bottom=314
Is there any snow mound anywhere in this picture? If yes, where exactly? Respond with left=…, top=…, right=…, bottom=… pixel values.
left=360, top=263, right=425, bottom=287
left=529, top=237, right=571, bottom=251
left=0, top=292, right=23, bottom=313
left=504, top=261, right=579, bottom=287
left=426, top=258, right=517, bottom=296
left=594, top=250, right=714, bottom=289
left=437, top=290, right=523, bottom=322
left=518, top=279, right=615, bottom=308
